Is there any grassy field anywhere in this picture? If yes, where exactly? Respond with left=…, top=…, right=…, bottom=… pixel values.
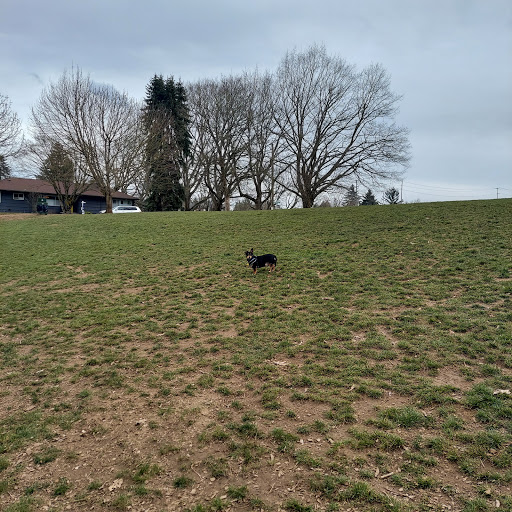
left=0, top=200, right=511, bottom=512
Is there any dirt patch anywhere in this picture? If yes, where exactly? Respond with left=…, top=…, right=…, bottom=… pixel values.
left=1, top=347, right=511, bottom=512
left=431, top=366, right=480, bottom=392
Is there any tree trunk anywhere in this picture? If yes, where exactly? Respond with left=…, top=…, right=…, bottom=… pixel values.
left=301, top=195, right=314, bottom=208
left=105, top=190, right=113, bottom=213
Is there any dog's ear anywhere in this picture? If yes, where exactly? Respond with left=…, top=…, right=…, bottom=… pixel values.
left=250, top=248, right=253, bottom=252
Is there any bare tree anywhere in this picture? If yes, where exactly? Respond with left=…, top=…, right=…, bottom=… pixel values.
left=30, top=67, right=145, bottom=213
left=180, top=152, right=206, bottom=211
left=274, top=45, right=410, bottom=207
left=0, top=93, right=24, bottom=161
left=25, top=191, right=42, bottom=213
left=237, top=71, right=285, bottom=210
left=188, top=76, right=250, bottom=211
left=383, top=187, right=401, bottom=204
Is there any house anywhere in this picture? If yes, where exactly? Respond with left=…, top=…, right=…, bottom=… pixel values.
left=0, top=178, right=139, bottom=214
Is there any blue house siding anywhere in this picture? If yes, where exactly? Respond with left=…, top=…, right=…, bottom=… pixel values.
left=73, top=196, right=104, bottom=214
left=0, top=179, right=138, bottom=214
left=73, top=196, right=136, bottom=214
left=0, top=191, right=52, bottom=213
left=0, top=190, right=109, bottom=214
left=0, top=190, right=23, bottom=212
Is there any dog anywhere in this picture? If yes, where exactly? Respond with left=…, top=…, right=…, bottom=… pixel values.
left=245, top=248, right=277, bottom=274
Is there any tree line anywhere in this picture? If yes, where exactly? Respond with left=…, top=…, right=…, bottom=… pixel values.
left=1, top=45, right=410, bottom=212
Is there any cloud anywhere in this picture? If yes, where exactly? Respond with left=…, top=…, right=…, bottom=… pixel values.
left=1, top=0, right=510, bottom=200
left=29, top=73, right=44, bottom=86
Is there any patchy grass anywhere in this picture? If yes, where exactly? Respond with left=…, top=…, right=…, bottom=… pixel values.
left=0, top=199, right=511, bottom=511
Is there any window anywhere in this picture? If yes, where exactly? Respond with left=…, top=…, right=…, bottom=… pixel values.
left=13, top=193, right=24, bottom=200
left=46, top=196, right=60, bottom=207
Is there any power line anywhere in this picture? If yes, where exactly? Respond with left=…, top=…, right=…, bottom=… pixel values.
left=405, top=182, right=511, bottom=193
left=405, top=181, right=486, bottom=192
left=402, top=181, right=512, bottom=199
left=402, top=187, right=494, bottom=199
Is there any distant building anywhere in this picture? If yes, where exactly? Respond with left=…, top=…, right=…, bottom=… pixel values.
left=0, top=178, right=138, bottom=214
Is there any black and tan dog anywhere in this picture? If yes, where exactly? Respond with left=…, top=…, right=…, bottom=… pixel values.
left=245, top=248, right=277, bottom=274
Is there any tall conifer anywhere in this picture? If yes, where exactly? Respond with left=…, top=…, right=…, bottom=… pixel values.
left=0, top=155, right=11, bottom=180
left=143, top=75, right=191, bottom=210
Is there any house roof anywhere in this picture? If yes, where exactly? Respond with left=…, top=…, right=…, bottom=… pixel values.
left=0, top=178, right=138, bottom=199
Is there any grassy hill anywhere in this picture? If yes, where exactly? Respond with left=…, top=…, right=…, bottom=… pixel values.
left=1, top=200, right=511, bottom=512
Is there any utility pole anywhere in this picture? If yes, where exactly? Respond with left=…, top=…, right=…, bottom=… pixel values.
left=496, top=187, right=499, bottom=199
left=270, top=162, right=275, bottom=210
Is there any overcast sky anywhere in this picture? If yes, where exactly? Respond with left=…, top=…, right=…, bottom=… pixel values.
left=1, top=0, right=511, bottom=203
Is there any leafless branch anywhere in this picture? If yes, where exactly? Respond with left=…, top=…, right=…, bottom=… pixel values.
left=30, top=67, right=145, bottom=212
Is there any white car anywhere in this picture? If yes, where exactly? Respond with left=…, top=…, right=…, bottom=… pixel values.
left=99, top=205, right=141, bottom=214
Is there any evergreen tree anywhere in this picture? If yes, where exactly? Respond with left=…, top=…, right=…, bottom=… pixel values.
left=0, top=155, right=11, bottom=179
left=342, top=184, right=360, bottom=206
left=39, top=142, right=74, bottom=183
left=360, top=189, right=378, bottom=205
left=38, top=142, right=88, bottom=213
left=143, top=75, right=191, bottom=211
